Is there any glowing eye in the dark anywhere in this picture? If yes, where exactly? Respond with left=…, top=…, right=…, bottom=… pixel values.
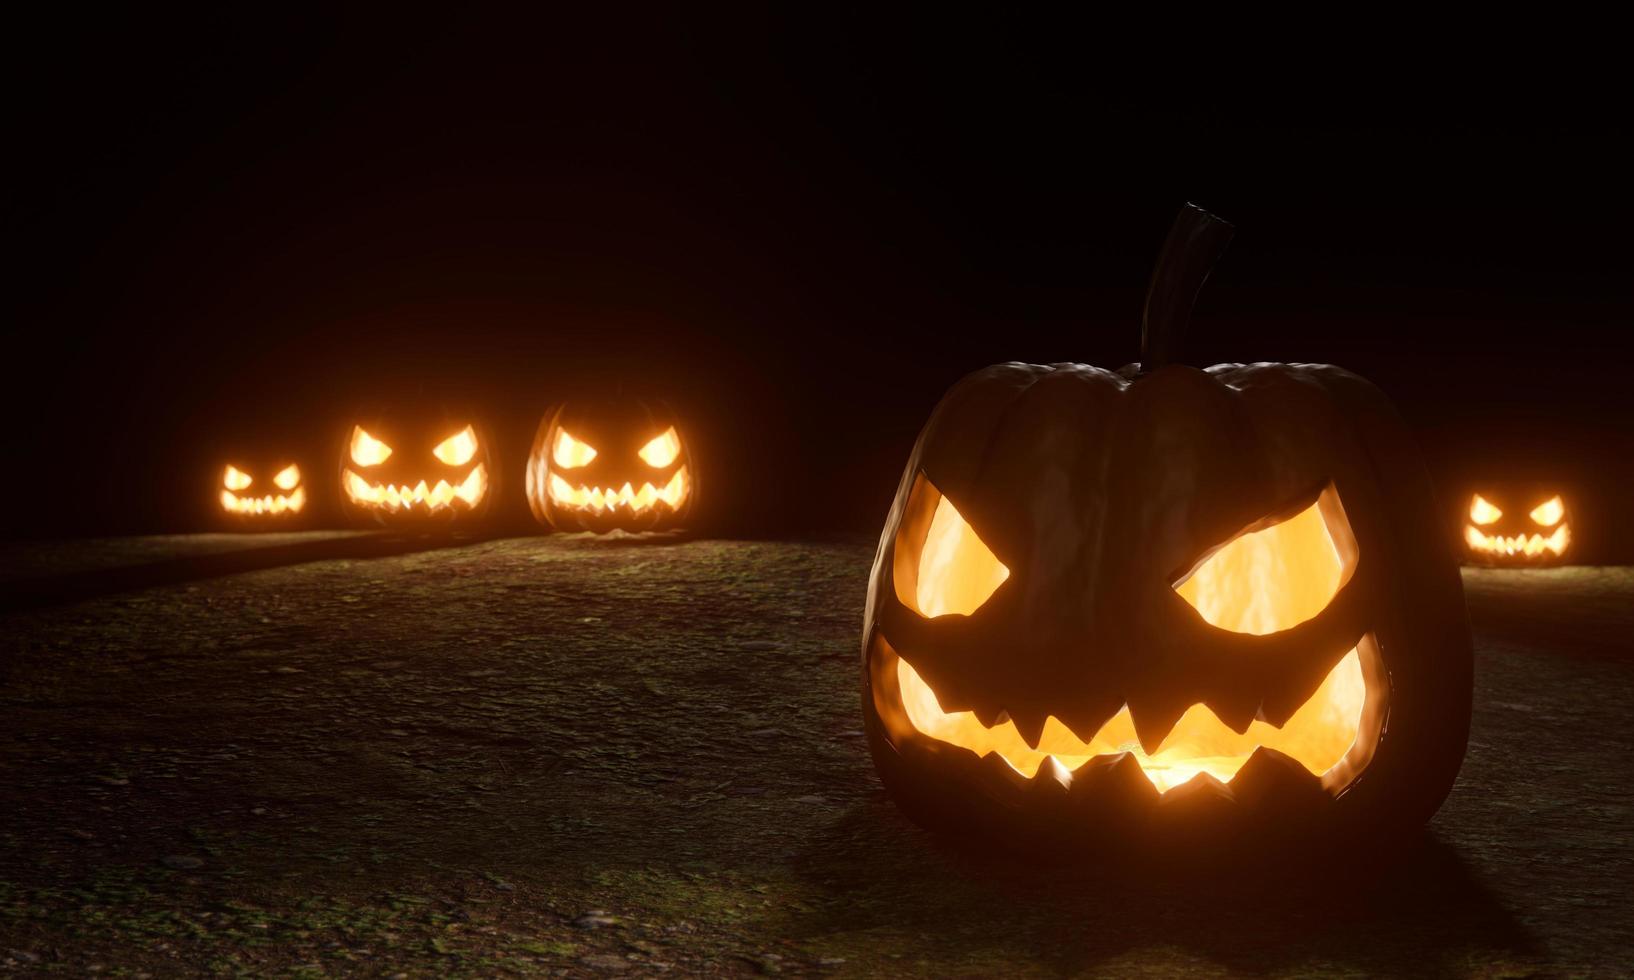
left=553, top=429, right=597, bottom=468
left=272, top=464, right=301, bottom=491
left=1529, top=496, right=1564, bottom=526
left=892, top=475, right=1009, bottom=619
left=1469, top=494, right=1502, bottom=525
left=432, top=426, right=479, bottom=466
left=1174, top=490, right=1354, bottom=635
left=638, top=427, right=681, bottom=467
left=223, top=465, right=252, bottom=491
left=350, top=428, right=393, bottom=467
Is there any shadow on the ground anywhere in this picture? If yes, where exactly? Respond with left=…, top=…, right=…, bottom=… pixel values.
left=0, top=532, right=503, bottom=613
left=777, top=803, right=1539, bottom=975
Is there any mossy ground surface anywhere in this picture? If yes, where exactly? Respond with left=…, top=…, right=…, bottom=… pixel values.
left=1, top=535, right=1630, bottom=977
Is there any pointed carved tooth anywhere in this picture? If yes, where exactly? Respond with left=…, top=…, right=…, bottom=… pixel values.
left=1205, top=685, right=1262, bottom=736
left=1228, top=746, right=1328, bottom=815
left=1125, top=690, right=1188, bottom=756
left=1010, top=709, right=1049, bottom=752
left=1038, top=755, right=1072, bottom=790
left=975, top=749, right=1030, bottom=793
left=1257, top=663, right=1329, bottom=729
left=968, top=701, right=1007, bottom=729
left=1055, top=691, right=1126, bottom=748
left=1154, top=772, right=1241, bottom=839
left=1067, top=752, right=1160, bottom=810
left=1159, top=770, right=1234, bottom=807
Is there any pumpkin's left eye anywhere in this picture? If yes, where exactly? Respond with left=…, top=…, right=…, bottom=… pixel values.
left=1529, top=496, right=1564, bottom=526
left=350, top=428, right=393, bottom=466
left=553, top=429, right=597, bottom=468
left=638, top=427, right=681, bottom=467
left=1174, top=486, right=1356, bottom=635
left=223, top=465, right=252, bottom=491
left=1469, top=494, right=1502, bottom=525
left=432, top=426, right=479, bottom=466
left=891, top=475, right=1009, bottom=619
left=272, top=465, right=300, bottom=490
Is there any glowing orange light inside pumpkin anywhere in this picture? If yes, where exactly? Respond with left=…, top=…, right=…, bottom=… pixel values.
left=1529, top=495, right=1564, bottom=526
left=1175, top=495, right=1347, bottom=635
left=272, top=464, right=301, bottom=491
left=343, top=464, right=488, bottom=512
left=553, top=429, right=598, bottom=468
left=1469, top=494, right=1502, bottom=525
left=548, top=467, right=688, bottom=513
left=913, top=495, right=1009, bottom=618
left=892, top=485, right=1377, bottom=794
left=637, top=427, right=682, bottom=467
left=223, top=465, right=252, bottom=491
left=432, top=426, right=478, bottom=466
left=350, top=428, right=393, bottom=466
left=220, top=484, right=306, bottom=515
left=1465, top=523, right=1569, bottom=558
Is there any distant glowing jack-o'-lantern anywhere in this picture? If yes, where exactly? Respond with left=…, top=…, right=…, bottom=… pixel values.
left=525, top=399, right=694, bottom=532
left=1464, top=492, right=1569, bottom=563
left=339, top=418, right=493, bottom=523
left=220, top=462, right=305, bottom=518
left=863, top=205, right=1472, bottom=856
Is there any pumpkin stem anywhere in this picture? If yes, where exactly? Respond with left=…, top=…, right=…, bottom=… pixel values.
left=1140, top=203, right=1235, bottom=372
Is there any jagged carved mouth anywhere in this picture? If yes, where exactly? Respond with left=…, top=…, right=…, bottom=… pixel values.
left=875, top=633, right=1385, bottom=796
left=1464, top=525, right=1569, bottom=558
left=549, top=467, right=689, bottom=514
left=221, top=488, right=306, bottom=516
left=343, top=465, right=488, bottom=512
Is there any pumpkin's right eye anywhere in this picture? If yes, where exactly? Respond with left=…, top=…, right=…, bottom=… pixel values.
left=1174, top=486, right=1354, bottom=635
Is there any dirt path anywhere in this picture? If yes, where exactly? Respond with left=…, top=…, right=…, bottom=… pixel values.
left=2, top=537, right=1630, bottom=976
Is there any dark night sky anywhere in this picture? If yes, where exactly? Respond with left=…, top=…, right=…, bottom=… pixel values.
left=6, top=13, right=1632, bottom=557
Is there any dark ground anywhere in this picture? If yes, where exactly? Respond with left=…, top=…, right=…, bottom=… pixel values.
left=1, top=534, right=1630, bottom=977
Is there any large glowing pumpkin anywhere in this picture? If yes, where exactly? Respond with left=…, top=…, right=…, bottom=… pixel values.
left=863, top=205, right=1472, bottom=857
left=525, top=399, right=694, bottom=533
left=338, top=413, right=494, bottom=525
left=218, top=458, right=306, bottom=522
left=1463, top=489, right=1570, bottom=564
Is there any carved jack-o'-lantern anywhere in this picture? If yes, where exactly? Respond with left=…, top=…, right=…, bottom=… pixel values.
left=338, top=413, right=494, bottom=524
left=1464, top=490, right=1570, bottom=564
left=525, top=399, right=694, bottom=533
left=863, top=206, right=1472, bottom=857
left=219, top=460, right=305, bottom=520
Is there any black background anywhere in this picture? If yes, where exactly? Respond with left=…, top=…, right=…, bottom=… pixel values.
left=6, top=12, right=1631, bottom=559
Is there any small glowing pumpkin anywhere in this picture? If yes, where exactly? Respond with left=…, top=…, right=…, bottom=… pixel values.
left=338, top=413, right=494, bottom=525
left=863, top=206, right=1473, bottom=858
left=525, top=399, right=695, bottom=533
left=1463, top=490, right=1570, bottom=564
left=219, top=459, right=306, bottom=522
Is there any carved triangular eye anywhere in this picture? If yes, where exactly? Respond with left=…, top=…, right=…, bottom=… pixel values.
left=432, top=426, right=478, bottom=466
left=552, top=429, right=597, bottom=468
left=223, top=465, right=252, bottom=491
left=1469, top=494, right=1502, bottom=525
left=350, top=428, right=393, bottom=466
left=1529, top=496, right=1563, bottom=526
left=1174, top=485, right=1356, bottom=635
left=638, top=427, right=681, bottom=467
left=273, top=464, right=301, bottom=490
left=893, top=475, right=1009, bottom=618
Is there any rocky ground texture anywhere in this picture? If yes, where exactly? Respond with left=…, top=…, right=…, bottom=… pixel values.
left=1, top=534, right=1630, bottom=976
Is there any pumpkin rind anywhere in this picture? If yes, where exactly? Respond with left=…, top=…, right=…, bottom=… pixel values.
left=525, top=399, right=696, bottom=533
left=862, top=358, right=1473, bottom=858
left=336, top=413, right=497, bottom=526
